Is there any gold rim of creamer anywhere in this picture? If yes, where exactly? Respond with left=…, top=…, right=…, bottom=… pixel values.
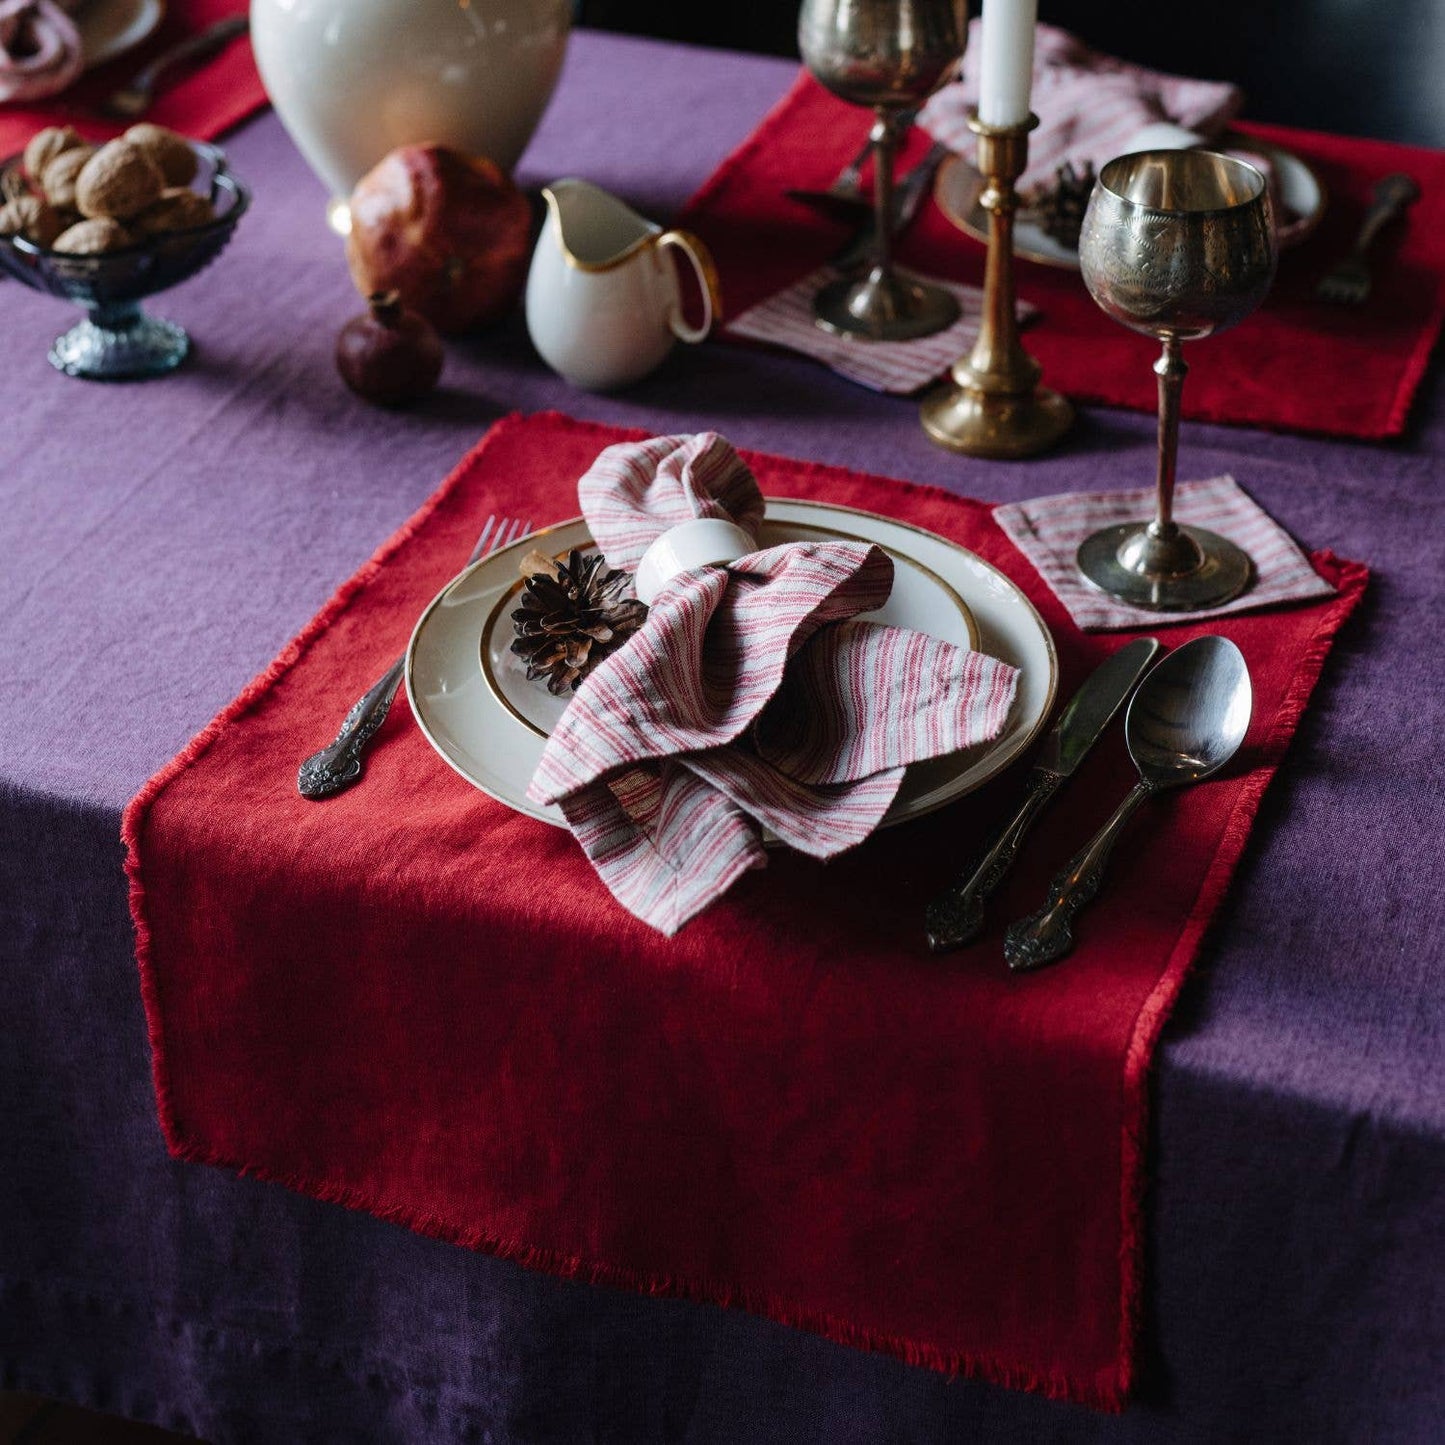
left=541, top=182, right=661, bottom=273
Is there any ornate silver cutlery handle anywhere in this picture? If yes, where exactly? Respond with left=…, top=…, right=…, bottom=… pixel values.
left=297, top=657, right=408, bottom=799
left=1003, top=779, right=1156, bottom=972
left=297, top=514, right=530, bottom=800
left=925, top=769, right=1063, bottom=952
left=924, top=638, right=1161, bottom=953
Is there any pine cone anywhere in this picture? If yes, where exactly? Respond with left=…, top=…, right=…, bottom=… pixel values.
left=1031, top=160, right=1096, bottom=250
left=510, top=548, right=648, bottom=696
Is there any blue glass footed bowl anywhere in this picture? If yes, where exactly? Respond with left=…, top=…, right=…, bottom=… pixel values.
left=0, top=142, right=249, bottom=380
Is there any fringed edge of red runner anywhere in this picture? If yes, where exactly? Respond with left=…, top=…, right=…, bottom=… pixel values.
left=1113, top=550, right=1370, bottom=1398
left=145, top=1131, right=1114, bottom=1409
left=205, top=83, right=269, bottom=146
left=122, top=410, right=1371, bottom=1413
left=122, top=414, right=540, bottom=1181
left=674, top=68, right=814, bottom=243
left=1071, top=327, right=1443, bottom=439
left=1388, top=301, right=1445, bottom=438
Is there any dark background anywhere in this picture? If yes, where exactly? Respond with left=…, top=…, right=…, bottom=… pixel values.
left=578, top=0, right=1445, bottom=148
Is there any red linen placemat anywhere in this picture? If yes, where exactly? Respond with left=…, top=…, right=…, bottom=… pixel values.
left=678, top=71, right=1445, bottom=439
left=0, top=1, right=261, bottom=157
left=123, top=413, right=1365, bottom=1408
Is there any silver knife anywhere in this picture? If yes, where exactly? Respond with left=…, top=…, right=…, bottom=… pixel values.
left=924, top=636, right=1161, bottom=953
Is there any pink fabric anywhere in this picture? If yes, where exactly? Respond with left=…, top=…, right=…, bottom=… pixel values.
left=528, top=432, right=1020, bottom=934
left=920, top=21, right=1243, bottom=195
left=994, top=475, right=1336, bottom=631
left=0, top=0, right=81, bottom=103
left=726, top=267, right=1034, bottom=395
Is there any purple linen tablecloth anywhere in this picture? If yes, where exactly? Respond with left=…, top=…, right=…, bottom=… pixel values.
left=1, top=29, right=1442, bottom=1444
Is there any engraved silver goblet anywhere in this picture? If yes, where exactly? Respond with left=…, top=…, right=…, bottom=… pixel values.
left=798, top=0, right=966, bottom=341
left=1077, top=151, right=1277, bottom=611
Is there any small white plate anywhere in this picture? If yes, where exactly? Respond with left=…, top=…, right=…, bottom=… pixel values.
left=79, top=0, right=165, bottom=71
left=407, top=499, right=1057, bottom=831
left=934, top=133, right=1326, bottom=271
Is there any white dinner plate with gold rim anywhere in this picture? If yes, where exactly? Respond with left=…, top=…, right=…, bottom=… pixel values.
left=406, top=499, right=1058, bottom=830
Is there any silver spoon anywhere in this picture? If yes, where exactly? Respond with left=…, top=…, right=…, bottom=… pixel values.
left=1004, top=636, right=1253, bottom=972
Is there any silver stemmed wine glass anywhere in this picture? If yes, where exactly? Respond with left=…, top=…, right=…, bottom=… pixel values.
left=1076, top=151, right=1277, bottom=611
left=798, top=0, right=966, bottom=342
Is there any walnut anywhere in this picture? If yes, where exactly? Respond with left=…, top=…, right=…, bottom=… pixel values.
left=0, top=194, right=63, bottom=248
left=122, top=124, right=199, bottom=188
left=75, top=140, right=164, bottom=221
left=134, top=186, right=214, bottom=236
left=52, top=217, right=133, bottom=255
left=23, top=125, right=84, bottom=184
left=40, top=145, right=95, bottom=210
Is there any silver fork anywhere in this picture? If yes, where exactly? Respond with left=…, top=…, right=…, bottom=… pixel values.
left=785, top=134, right=873, bottom=218
left=297, top=514, right=532, bottom=800
left=1315, top=173, right=1420, bottom=305
left=831, top=139, right=950, bottom=271
left=98, top=15, right=251, bottom=121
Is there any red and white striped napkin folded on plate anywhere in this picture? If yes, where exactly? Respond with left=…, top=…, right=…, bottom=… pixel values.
left=726, top=267, right=1034, bottom=395
left=994, top=476, right=1335, bottom=632
left=921, top=21, right=1243, bottom=197
left=529, top=433, right=1021, bottom=934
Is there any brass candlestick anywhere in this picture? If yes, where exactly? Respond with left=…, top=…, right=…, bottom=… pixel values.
left=920, top=112, right=1073, bottom=458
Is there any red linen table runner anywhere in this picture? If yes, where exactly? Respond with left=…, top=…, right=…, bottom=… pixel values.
left=124, top=413, right=1365, bottom=1408
left=0, top=0, right=262, bottom=158
left=677, top=71, right=1445, bottom=439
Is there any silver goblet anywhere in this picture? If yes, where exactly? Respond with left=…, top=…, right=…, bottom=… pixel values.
left=798, top=0, right=966, bottom=341
left=1077, top=151, right=1277, bottom=611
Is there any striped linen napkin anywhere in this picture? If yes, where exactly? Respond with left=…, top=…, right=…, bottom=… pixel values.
left=994, top=476, right=1335, bottom=632
left=726, top=266, right=1033, bottom=395
left=0, top=0, right=82, bottom=103
left=528, top=432, right=1021, bottom=934
left=920, top=21, right=1242, bottom=197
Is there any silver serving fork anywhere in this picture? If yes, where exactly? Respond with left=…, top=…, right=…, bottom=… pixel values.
left=1315, top=173, right=1420, bottom=305
left=297, top=514, right=532, bottom=800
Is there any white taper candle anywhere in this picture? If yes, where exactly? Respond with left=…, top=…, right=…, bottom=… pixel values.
left=977, top=0, right=1038, bottom=128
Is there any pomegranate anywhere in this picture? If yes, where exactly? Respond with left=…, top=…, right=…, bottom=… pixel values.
left=345, top=144, right=532, bottom=335
left=335, top=292, right=444, bottom=406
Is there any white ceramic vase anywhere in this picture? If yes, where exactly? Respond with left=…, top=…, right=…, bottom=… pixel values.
left=250, top=0, right=572, bottom=200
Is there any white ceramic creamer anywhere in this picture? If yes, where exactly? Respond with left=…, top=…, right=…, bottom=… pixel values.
left=526, top=178, right=721, bottom=391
